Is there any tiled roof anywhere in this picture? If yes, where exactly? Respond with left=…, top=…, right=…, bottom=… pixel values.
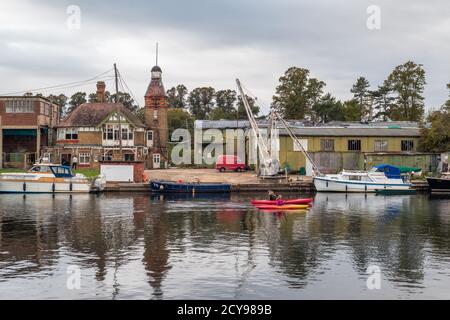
left=58, top=103, right=145, bottom=128
left=145, top=79, right=165, bottom=97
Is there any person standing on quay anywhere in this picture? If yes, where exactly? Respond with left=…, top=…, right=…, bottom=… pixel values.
left=72, top=155, right=78, bottom=170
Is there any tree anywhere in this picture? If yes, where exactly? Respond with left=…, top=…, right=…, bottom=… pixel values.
left=420, top=107, right=450, bottom=152
left=46, top=94, right=68, bottom=118
left=341, top=99, right=363, bottom=121
left=311, top=93, right=344, bottom=123
left=109, top=92, right=138, bottom=112
left=386, top=60, right=426, bottom=122
left=215, top=89, right=237, bottom=115
left=187, top=87, right=216, bottom=120
left=350, top=77, right=372, bottom=121
left=167, top=108, right=195, bottom=137
left=272, top=67, right=325, bottom=119
left=68, top=92, right=87, bottom=114
left=371, top=81, right=395, bottom=121
left=237, top=94, right=260, bottom=119
left=88, top=93, right=97, bottom=103
left=167, top=84, right=188, bottom=109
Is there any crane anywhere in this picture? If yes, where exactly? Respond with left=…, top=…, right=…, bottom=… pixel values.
left=236, top=79, right=280, bottom=177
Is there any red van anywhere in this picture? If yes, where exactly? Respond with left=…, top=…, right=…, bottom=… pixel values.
left=215, top=155, right=247, bottom=172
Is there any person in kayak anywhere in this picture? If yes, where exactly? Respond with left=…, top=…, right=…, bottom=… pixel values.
left=268, top=190, right=278, bottom=200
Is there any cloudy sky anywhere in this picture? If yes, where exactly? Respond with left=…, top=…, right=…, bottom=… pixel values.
left=1, top=0, right=449, bottom=114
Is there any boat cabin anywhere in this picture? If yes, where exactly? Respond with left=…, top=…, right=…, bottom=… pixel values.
left=28, top=164, right=74, bottom=177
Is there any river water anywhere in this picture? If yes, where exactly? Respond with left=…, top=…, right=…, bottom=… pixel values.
left=0, top=192, right=449, bottom=299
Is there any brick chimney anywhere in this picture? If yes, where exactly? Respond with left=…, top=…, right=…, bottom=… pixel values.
left=96, top=81, right=106, bottom=102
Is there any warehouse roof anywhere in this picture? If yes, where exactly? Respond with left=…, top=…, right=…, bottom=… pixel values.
left=195, top=120, right=420, bottom=137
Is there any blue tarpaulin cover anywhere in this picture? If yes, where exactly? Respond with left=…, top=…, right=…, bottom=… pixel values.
left=374, top=164, right=402, bottom=179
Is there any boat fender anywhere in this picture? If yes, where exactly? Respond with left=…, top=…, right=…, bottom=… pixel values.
left=345, top=185, right=348, bottom=192
left=70, top=182, right=73, bottom=191
left=23, top=182, right=26, bottom=192
left=52, top=182, right=55, bottom=193
left=364, top=185, right=367, bottom=192
left=159, top=185, right=164, bottom=190
left=326, top=181, right=328, bottom=188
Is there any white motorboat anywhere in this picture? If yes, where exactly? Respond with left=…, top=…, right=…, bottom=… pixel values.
left=0, top=163, right=106, bottom=193
left=313, top=168, right=412, bottom=192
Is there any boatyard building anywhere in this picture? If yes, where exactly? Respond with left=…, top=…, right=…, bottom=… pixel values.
left=195, top=120, right=439, bottom=174
left=0, top=95, right=60, bottom=169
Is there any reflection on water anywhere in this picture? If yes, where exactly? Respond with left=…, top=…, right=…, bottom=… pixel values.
left=0, top=192, right=449, bottom=299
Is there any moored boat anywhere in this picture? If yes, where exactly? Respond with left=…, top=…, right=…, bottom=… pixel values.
left=150, top=180, right=231, bottom=193
left=314, top=167, right=412, bottom=193
left=427, top=172, right=450, bottom=193
left=0, top=163, right=106, bottom=193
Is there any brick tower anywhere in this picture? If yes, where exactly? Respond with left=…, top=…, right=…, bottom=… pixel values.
left=144, top=65, right=168, bottom=169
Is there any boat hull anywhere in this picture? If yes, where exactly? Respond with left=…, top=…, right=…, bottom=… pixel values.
left=426, top=177, right=450, bottom=192
left=150, top=180, right=231, bottom=193
left=0, top=180, right=91, bottom=193
left=251, top=198, right=313, bottom=205
left=255, top=204, right=310, bottom=210
left=314, top=176, right=411, bottom=193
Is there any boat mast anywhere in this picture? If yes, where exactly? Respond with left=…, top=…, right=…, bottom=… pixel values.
left=236, top=79, right=277, bottom=176
left=114, top=63, right=123, bottom=156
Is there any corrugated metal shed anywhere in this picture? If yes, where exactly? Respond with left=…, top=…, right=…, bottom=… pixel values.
left=195, top=120, right=420, bottom=137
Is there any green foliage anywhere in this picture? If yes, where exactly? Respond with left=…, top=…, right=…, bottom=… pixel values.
left=272, top=67, right=325, bottom=119
left=420, top=84, right=450, bottom=152
left=341, top=99, right=363, bottom=121
left=387, top=60, right=426, bottom=122
left=167, top=108, right=194, bottom=136
left=350, top=77, right=372, bottom=120
left=214, top=89, right=237, bottom=118
left=68, top=92, right=87, bottom=114
left=74, top=168, right=100, bottom=179
left=311, top=93, right=344, bottom=123
left=371, top=81, right=395, bottom=121
left=167, top=84, right=188, bottom=109
left=188, top=87, right=215, bottom=120
left=109, top=91, right=138, bottom=112
left=46, top=93, right=68, bottom=118
left=237, top=94, right=259, bottom=119
left=420, top=107, right=450, bottom=152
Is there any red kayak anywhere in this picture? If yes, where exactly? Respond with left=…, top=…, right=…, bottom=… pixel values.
left=251, top=198, right=313, bottom=205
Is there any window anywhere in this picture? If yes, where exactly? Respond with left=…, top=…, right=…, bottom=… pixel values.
left=121, top=127, right=134, bottom=140
left=153, top=110, right=158, bottom=120
left=293, top=139, right=308, bottom=152
left=65, top=128, right=78, bottom=140
left=401, top=140, right=414, bottom=151
left=6, top=99, right=34, bottom=113
left=124, top=153, right=135, bottom=161
left=348, top=140, right=361, bottom=151
left=374, top=140, right=388, bottom=152
left=320, top=139, right=335, bottom=151
left=79, top=153, right=91, bottom=165
left=147, top=130, right=153, bottom=141
left=153, top=153, right=160, bottom=164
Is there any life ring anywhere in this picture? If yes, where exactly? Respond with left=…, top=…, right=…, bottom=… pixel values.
left=143, top=174, right=148, bottom=182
